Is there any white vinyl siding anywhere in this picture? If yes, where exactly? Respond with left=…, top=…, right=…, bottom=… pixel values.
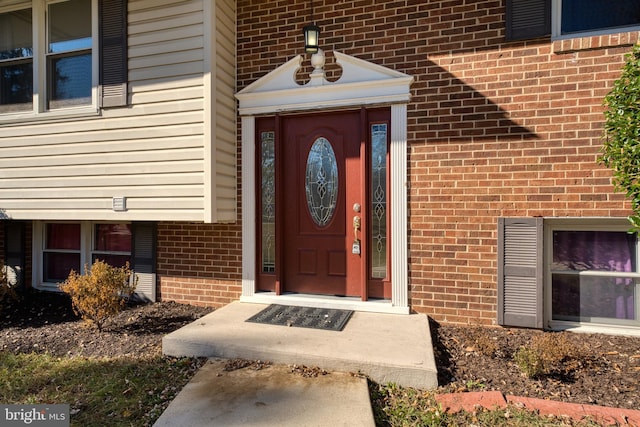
left=0, top=0, right=236, bottom=223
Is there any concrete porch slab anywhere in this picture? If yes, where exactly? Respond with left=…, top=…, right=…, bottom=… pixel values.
left=162, top=301, right=438, bottom=389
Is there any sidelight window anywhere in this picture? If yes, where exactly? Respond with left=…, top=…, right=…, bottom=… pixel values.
left=371, top=124, right=388, bottom=279
left=260, top=131, right=275, bottom=273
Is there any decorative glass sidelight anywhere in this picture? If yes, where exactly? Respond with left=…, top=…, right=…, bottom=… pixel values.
left=305, top=137, right=338, bottom=227
left=261, top=131, right=276, bottom=273
left=371, top=124, right=388, bottom=279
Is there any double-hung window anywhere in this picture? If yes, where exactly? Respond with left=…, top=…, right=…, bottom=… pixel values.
left=46, top=0, right=93, bottom=109
left=506, top=0, right=640, bottom=41
left=553, top=0, right=640, bottom=39
left=0, top=0, right=95, bottom=116
left=37, top=221, right=132, bottom=289
left=499, top=218, right=640, bottom=335
left=0, top=0, right=127, bottom=120
left=0, top=7, right=33, bottom=113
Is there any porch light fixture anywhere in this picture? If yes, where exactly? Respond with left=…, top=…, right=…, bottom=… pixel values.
left=303, top=1, right=320, bottom=53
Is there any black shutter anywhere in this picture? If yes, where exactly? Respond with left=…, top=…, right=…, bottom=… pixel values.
left=131, top=222, right=156, bottom=301
left=505, top=0, right=551, bottom=41
left=497, top=218, right=544, bottom=329
left=99, top=0, right=128, bottom=107
left=4, top=222, right=25, bottom=290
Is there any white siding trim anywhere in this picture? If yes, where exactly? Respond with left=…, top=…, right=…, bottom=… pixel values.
left=241, top=116, right=256, bottom=297
left=203, top=0, right=215, bottom=222
left=203, top=0, right=237, bottom=223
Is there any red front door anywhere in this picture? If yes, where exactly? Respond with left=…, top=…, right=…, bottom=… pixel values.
left=281, top=111, right=363, bottom=296
left=255, top=108, right=391, bottom=299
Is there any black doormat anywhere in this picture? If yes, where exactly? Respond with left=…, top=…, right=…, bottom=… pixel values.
left=246, top=304, right=353, bottom=331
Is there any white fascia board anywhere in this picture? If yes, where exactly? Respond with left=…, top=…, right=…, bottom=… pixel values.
left=236, top=77, right=413, bottom=115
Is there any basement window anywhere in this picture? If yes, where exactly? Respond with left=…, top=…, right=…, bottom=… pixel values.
left=549, top=224, right=640, bottom=328
left=35, top=221, right=131, bottom=290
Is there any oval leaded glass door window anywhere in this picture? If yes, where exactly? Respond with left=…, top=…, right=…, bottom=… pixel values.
left=305, top=137, right=338, bottom=227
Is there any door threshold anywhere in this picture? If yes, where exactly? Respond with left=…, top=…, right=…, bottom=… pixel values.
left=240, top=292, right=409, bottom=315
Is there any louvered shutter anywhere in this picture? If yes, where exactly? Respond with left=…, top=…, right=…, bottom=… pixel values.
left=99, top=0, right=128, bottom=107
left=497, top=218, right=543, bottom=328
left=131, top=222, right=156, bottom=302
left=505, top=0, right=551, bottom=41
left=4, top=222, right=24, bottom=289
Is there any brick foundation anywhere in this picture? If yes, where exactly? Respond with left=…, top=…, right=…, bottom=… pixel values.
left=156, top=222, right=242, bottom=307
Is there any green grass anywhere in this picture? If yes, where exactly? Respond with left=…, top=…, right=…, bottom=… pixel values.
left=0, top=352, right=202, bottom=427
left=0, top=351, right=603, bottom=427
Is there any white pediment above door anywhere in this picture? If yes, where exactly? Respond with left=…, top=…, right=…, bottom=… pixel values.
left=235, top=51, right=414, bottom=115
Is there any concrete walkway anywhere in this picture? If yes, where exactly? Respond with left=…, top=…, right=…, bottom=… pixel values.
left=153, top=359, right=375, bottom=427
left=162, top=301, right=438, bottom=389
left=156, top=301, right=437, bottom=426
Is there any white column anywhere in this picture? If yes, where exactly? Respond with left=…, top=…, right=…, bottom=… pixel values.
left=241, top=116, right=256, bottom=297
left=390, top=104, right=408, bottom=309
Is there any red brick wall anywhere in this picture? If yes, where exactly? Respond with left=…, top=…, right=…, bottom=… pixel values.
left=237, top=0, right=637, bottom=325
left=156, top=222, right=242, bottom=307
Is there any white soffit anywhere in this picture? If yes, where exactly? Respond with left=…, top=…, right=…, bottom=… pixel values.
left=235, top=51, right=414, bottom=115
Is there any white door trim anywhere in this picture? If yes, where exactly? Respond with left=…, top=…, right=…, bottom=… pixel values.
left=236, top=51, right=413, bottom=314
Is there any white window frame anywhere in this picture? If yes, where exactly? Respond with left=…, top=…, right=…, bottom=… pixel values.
left=545, top=218, right=640, bottom=336
left=551, top=0, right=640, bottom=40
left=32, top=220, right=131, bottom=291
left=0, top=0, right=98, bottom=124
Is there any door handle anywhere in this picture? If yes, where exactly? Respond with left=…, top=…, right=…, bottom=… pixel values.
left=353, top=215, right=361, bottom=240
left=352, top=215, right=361, bottom=255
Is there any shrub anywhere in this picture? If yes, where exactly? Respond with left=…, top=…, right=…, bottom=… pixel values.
left=59, top=259, right=137, bottom=331
left=601, top=43, right=640, bottom=229
left=514, top=332, right=582, bottom=378
left=464, top=326, right=500, bottom=358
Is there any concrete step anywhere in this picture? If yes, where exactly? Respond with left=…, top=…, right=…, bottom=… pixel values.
left=162, top=301, right=438, bottom=389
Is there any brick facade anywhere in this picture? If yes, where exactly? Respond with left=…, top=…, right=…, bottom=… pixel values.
left=4, top=1, right=636, bottom=328
left=235, top=0, right=636, bottom=325
left=156, top=222, right=242, bottom=307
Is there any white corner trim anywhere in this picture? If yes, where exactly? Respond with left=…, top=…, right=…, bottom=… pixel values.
left=391, top=104, right=409, bottom=309
left=241, top=116, right=256, bottom=298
